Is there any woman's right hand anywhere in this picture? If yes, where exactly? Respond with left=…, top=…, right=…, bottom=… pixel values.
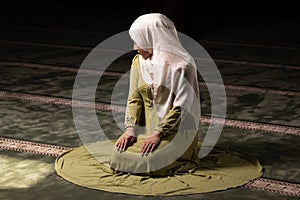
left=115, top=128, right=137, bottom=152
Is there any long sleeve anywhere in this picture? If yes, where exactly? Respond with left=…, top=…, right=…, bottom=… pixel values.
left=124, top=55, right=143, bottom=129
left=154, top=106, right=181, bottom=136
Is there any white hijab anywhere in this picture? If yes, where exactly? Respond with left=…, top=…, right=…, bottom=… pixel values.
left=129, top=13, right=200, bottom=130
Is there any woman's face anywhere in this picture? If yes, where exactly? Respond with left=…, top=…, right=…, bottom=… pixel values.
left=134, top=43, right=152, bottom=59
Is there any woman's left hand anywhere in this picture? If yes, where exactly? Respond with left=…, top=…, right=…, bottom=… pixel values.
left=141, top=131, right=162, bottom=156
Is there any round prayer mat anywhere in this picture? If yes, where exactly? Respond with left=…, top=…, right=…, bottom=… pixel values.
left=55, top=142, right=263, bottom=196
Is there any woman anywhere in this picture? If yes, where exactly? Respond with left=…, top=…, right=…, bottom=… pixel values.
left=111, top=13, right=201, bottom=176
left=55, top=13, right=263, bottom=196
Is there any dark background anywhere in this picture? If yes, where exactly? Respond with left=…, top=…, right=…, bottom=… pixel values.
left=1, top=0, right=299, bottom=40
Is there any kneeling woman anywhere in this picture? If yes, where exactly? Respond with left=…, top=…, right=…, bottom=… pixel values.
left=55, top=14, right=263, bottom=196
left=111, top=13, right=201, bottom=176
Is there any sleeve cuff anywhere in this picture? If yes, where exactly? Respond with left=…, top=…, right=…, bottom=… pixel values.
left=124, top=126, right=136, bottom=136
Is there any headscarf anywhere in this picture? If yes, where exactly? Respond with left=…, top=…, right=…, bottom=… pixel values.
left=129, top=13, right=200, bottom=130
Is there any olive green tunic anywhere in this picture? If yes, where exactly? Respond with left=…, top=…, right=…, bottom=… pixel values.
left=109, top=54, right=200, bottom=176
left=55, top=55, right=263, bottom=196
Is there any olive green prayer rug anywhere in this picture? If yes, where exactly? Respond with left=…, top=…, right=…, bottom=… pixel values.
left=55, top=141, right=263, bottom=196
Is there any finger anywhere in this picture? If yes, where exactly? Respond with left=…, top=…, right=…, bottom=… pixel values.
left=115, top=139, right=121, bottom=150
left=150, top=143, right=157, bottom=152
left=116, top=140, right=121, bottom=151
left=121, top=139, right=129, bottom=152
left=141, top=142, right=148, bottom=155
left=142, top=143, right=152, bottom=156
left=145, top=143, right=153, bottom=155
left=116, top=135, right=125, bottom=148
left=117, top=138, right=125, bottom=151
